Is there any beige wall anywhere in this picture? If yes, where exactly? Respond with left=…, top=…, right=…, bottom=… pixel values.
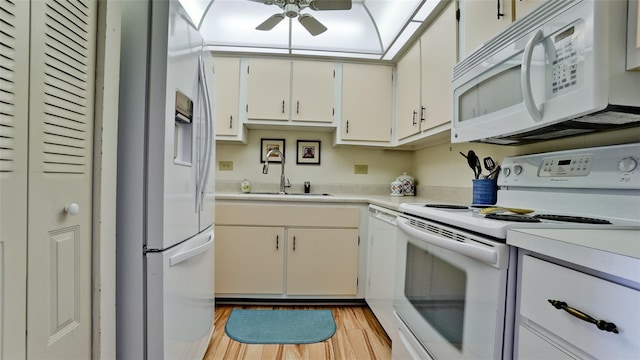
left=215, top=129, right=414, bottom=192
left=216, top=127, right=640, bottom=192
left=413, top=127, right=640, bottom=188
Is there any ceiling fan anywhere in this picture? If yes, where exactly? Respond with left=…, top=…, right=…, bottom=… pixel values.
left=250, top=0, right=352, bottom=36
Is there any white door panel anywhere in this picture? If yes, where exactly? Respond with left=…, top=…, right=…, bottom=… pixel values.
left=147, top=1, right=203, bottom=249
left=0, top=0, right=29, bottom=357
left=146, top=227, right=215, bottom=359
left=26, top=0, right=97, bottom=358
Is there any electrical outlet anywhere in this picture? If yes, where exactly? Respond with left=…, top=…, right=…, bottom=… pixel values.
left=219, top=161, right=234, bottom=171
left=354, top=164, right=368, bottom=174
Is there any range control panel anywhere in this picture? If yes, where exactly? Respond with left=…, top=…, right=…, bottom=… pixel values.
left=499, top=143, right=640, bottom=189
left=538, top=154, right=592, bottom=177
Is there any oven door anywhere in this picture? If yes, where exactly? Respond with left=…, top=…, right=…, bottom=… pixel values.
left=394, top=217, right=510, bottom=359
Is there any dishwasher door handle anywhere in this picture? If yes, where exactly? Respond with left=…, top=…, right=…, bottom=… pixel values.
left=398, top=218, right=498, bottom=265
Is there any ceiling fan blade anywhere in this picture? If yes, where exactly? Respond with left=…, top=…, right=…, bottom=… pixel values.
left=298, top=14, right=327, bottom=36
left=308, top=0, right=352, bottom=11
left=256, top=13, right=285, bottom=31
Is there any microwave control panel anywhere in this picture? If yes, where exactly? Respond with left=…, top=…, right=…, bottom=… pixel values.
left=550, top=25, right=581, bottom=95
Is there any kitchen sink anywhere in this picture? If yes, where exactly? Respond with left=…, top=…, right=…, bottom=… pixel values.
left=242, top=192, right=332, bottom=196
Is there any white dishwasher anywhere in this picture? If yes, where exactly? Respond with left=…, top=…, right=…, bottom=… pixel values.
left=366, top=204, right=403, bottom=344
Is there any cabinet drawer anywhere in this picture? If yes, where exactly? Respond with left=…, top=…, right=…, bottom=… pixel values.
left=519, top=255, right=640, bottom=358
left=216, top=203, right=359, bottom=227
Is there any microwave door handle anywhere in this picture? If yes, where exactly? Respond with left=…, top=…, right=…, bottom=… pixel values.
left=521, top=29, right=544, bottom=122
left=397, top=218, right=498, bottom=265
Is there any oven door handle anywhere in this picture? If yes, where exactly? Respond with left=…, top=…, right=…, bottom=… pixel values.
left=398, top=218, right=498, bottom=265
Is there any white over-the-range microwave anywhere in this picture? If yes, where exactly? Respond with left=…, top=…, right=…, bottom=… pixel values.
left=451, top=0, right=640, bottom=145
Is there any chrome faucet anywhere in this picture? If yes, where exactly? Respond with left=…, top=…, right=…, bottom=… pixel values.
left=262, top=148, right=289, bottom=194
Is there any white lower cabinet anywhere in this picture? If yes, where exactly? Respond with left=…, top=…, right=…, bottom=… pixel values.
left=515, top=255, right=640, bottom=359
left=214, top=226, right=285, bottom=294
left=214, top=202, right=361, bottom=297
left=286, top=228, right=359, bottom=295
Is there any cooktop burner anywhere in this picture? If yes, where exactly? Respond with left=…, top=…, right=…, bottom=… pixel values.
left=484, top=213, right=541, bottom=223
left=424, top=204, right=469, bottom=210
left=533, top=214, right=612, bottom=224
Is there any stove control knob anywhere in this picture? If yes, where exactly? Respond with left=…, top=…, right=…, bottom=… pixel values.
left=514, top=165, right=523, bottom=175
left=502, top=167, right=511, bottom=177
left=618, top=157, right=637, bottom=173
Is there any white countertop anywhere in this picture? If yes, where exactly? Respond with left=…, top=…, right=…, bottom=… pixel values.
left=215, top=192, right=448, bottom=212
left=507, top=228, right=640, bottom=283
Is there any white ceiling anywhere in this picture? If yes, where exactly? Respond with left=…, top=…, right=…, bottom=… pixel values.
left=182, top=0, right=445, bottom=61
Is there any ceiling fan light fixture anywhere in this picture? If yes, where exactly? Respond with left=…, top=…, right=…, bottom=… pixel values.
left=298, top=13, right=327, bottom=36
left=284, top=3, right=299, bottom=17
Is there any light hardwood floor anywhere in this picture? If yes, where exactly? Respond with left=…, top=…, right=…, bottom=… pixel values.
left=204, top=304, right=392, bottom=360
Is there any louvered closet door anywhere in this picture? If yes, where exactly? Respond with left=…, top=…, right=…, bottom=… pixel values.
left=26, top=0, right=96, bottom=358
left=0, top=0, right=29, bottom=358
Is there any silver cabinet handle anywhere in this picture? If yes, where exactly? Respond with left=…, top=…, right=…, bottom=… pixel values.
left=412, top=110, right=417, bottom=125
left=229, top=115, right=232, bottom=128
left=293, top=236, right=296, bottom=251
left=276, top=235, right=279, bottom=250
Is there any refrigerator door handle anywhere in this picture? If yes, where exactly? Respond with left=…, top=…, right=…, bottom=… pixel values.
left=169, top=233, right=214, bottom=267
left=197, top=54, right=214, bottom=210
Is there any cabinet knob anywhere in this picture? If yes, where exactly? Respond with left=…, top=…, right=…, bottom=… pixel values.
left=64, top=203, right=80, bottom=216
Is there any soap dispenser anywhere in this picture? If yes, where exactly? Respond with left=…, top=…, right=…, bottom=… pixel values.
left=241, top=178, right=251, bottom=193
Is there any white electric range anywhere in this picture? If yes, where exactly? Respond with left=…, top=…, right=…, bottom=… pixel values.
left=392, top=143, right=640, bottom=360
left=400, top=142, right=640, bottom=239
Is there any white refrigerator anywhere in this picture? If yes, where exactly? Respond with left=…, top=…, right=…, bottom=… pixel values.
left=116, top=0, right=215, bottom=358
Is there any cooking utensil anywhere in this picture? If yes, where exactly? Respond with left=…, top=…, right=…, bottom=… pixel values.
left=460, top=150, right=482, bottom=179
left=479, top=207, right=534, bottom=215
left=483, top=157, right=496, bottom=172
left=487, top=165, right=501, bottom=180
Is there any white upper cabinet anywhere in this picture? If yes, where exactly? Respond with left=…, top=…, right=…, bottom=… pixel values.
left=420, top=1, right=457, bottom=132
left=395, top=0, right=457, bottom=144
left=459, top=0, right=545, bottom=59
left=338, top=63, right=393, bottom=143
left=395, top=41, right=422, bottom=140
left=212, top=56, right=246, bottom=142
left=291, top=60, right=335, bottom=123
left=514, top=0, right=544, bottom=20
left=246, top=58, right=291, bottom=121
left=628, top=0, right=640, bottom=70
left=459, top=0, right=512, bottom=59
left=245, top=58, right=336, bottom=124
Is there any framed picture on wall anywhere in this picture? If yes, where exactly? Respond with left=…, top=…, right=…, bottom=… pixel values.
left=260, top=138, right=285, bottom=163
left=296, top=140, right=321, bottom=165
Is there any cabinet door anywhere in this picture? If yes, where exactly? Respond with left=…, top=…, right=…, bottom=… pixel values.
left=341, top=63, right=392, bottom=142
left=214, top=226, right=285, bottom=294
left=420, top=1, right=456, bottom=131
left=213, top=57, right=241, bottom=136
left=246, top=58, right=290, bottom=121
left=291, top=60, right=334, bottom=122
left=515, top=0, right=544, bottom=20
left=395, top=41, right=422, bottom=140
left=459, top=0, right=512, bottom=58
left=286, top=228, right=359, bottom=295
left=628, top=0, right=640, bottom=70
